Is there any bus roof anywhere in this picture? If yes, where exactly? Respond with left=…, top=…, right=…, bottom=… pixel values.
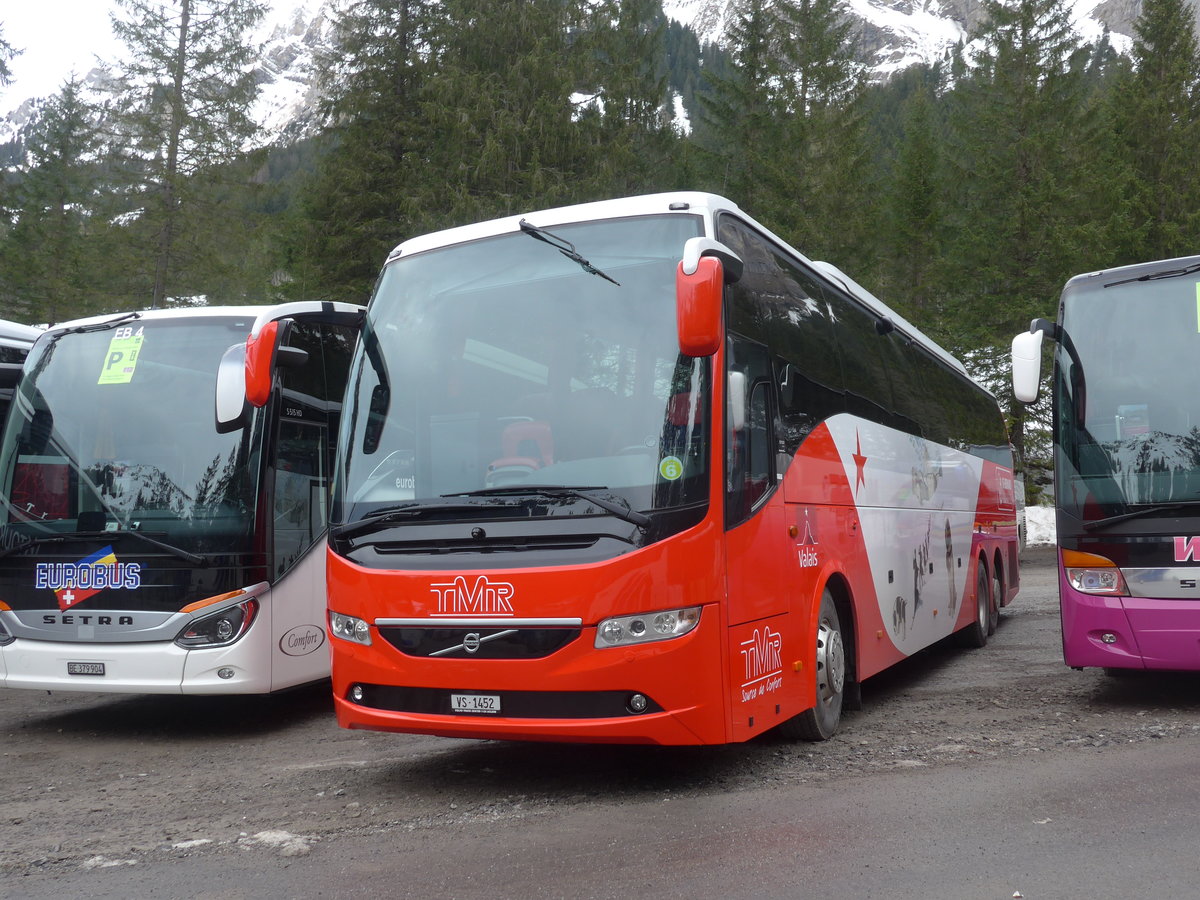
left=42, top=306, right=277, bottom=338
left=1063, top=254, right=1200, bottom=294
left=385, top=191, right=971, bottom=381
left=0, top=319, right=43, bottom=350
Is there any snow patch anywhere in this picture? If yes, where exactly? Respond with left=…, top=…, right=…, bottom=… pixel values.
left=245, top=829, right=314, bottom=857
left=1025, top=505, right=1057, bottom=546
left=171, top=838, right=213, bottom=850
left=82, top=855, right=138, bottom=869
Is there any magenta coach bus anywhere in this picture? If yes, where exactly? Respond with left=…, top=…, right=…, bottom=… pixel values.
left=1012, top=254, right=1200, bottom=671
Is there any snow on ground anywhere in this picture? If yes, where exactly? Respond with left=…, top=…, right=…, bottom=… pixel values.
left=1024, top=505, right=1056, bottom=546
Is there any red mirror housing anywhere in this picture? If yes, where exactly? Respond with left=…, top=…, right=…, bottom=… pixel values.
left=245, top=320, right=279, bottom=408
left=676, top=256, right=723, bottom=358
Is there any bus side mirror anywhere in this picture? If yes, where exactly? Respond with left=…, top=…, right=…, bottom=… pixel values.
left=676, top=257, right=723, bottom=357
left=245, top=320, right=283, bottom=408
left=215, top=342, right=247, bottom=433
left=276, top=345, right=310, bottom=369
left=1012, top=319, right=1052, bottom=404
left=676, top=237, right=743, bottom=358
left=243, top=317, right=310, bottom=406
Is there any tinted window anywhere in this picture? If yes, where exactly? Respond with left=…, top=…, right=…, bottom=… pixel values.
left=273, top=322, right=358, bottom=577
left=717, top=216, right=844, bottom=452
left=726, top=335, right=775, bottom=528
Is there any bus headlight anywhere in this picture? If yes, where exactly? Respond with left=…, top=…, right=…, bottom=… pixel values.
left=175, top=598, right=258, bottom=648
left=595, top=607, right=701, bottom=648
left=330, top=611, right=372, bottom=646
left=1062, top=549, right=1128, bottom=596
left=0, top=617, right=13, bottom=646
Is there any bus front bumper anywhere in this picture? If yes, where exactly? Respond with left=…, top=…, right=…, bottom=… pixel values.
left=330, top=612, right=728, bottom=746
left=0, top=636, right=274, bottom=694
left=1061, top=583, right=1200, bottom=671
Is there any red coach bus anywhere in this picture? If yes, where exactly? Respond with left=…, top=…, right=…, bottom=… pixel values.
left=327, top=193, right=1020, bottom=744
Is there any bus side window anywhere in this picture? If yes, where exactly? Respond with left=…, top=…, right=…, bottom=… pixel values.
left=727, top=336, right=775, bottom=528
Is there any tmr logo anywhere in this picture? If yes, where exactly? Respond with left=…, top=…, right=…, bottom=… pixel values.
left=430, top=575, right=515, bottom=616
left=739, top=626, right=783, bottom=700
left=1174, top=536, right=1200, bottom=562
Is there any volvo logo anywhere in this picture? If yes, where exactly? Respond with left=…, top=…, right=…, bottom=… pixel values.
left=429, top=628, right=518, bottom=657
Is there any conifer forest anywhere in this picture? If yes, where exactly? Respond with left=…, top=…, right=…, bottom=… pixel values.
left=1, top=0, right=1198, bottom=472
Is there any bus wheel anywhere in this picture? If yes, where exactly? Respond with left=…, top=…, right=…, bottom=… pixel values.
left=785, top=589, right=846, bottom=741
left=988, top=563, right=1003, bottom=636
left=958, top=560, right=990, bottom=649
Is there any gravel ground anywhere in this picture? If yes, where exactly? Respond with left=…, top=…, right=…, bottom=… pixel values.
left=4, top=545, right=1199, bottom=879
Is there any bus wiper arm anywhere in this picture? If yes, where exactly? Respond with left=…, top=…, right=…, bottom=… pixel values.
left=0, top=528, right=204, bottom=564
left=330, top=501, right=495, bottom=540
left=116, top=528, right=206, bottom=565
left=518, top=219, right=621, bottom=287
left=1083, top=501, right=1200, bottom=531
left=1104, top=262, right=1200, bottom=288
left=55, top=311, right=142, bottom=336
left=445, top=485, right=651, bottom=529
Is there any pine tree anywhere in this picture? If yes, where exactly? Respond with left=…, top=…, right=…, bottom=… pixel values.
left=774, top=0, right=872, bottom=269
left=422, top=0, right=594, bottom=222
left=1113, top=0, right=1200, bottom=261
left=698, top=0, right=792, bottom=217
left=292, top=0, right=439, bottom=299
left=1, top=78, right=107, bottom=324
left=944, top=0, right=1101, bottom=345
left=698, top=0, right=871, bottom=269
left=578, top=0, right=683, bottom=195
left=943, top=0, right=1110, bottom=463
left=0, top=23, right=16, bottom=89
left=885, top=84, right=946, bottom=329
left=105, top=0, right=267, bottom=307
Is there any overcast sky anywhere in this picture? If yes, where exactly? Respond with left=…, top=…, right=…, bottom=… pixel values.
left=3, top=2, right=121, bottom=101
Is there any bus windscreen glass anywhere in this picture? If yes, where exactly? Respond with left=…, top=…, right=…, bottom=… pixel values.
left=0, top=317, right=261, bottom=557
left=1056, top=272, right=1200, bottom=518
left=334, top=214, right=709, bottom=527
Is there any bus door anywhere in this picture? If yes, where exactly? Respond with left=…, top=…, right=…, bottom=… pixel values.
left=264, top=318, right=359, bottom=687
left=723, top=333, right=795, bottom=738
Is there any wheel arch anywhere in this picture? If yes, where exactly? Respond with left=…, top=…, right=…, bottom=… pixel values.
left=821, top=570, right=858, bottom=685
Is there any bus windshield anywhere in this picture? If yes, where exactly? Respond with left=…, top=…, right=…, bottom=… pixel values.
left=333, top=213, right=708, bottom=527
left=0, top=316, right=261, bottom=557
left=1056, top=271, right=1200, bottom=519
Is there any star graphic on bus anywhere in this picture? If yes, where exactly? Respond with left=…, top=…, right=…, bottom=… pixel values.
left=853, top=431, right=868, bottom=495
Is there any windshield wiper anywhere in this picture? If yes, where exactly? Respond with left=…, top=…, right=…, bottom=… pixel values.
left=1104, top=262, right=1200, bottom=288
left=55, top=311, right=142, bottom=336
left=518, top=219, right=621, bottom=287
left=1082, top=501, right=1200, bottom=531
left=445, top=485, right=651, bottom=529
left=329, top=501, right=498, bottom=540
left=0, top=528, right=205, bottom=564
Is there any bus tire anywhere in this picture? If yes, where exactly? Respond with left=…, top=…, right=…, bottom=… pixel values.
left=989, top=559, right=1003, bottom=635
left=783, top=588, right=846, bottom=741
left=958, top=559, right=990, bottom=649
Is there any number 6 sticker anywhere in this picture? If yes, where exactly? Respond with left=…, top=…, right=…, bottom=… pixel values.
left=659, top=456, right=683, bottom=480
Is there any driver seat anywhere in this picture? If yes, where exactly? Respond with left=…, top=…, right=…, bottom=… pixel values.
left=485, top=421, right=554, bottom=487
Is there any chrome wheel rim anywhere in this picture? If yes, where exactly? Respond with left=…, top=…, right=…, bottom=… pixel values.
left=815, top=618, right=845, bottom=702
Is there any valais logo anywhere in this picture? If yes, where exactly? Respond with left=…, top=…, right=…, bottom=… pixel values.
left=35, top=545, right=142, bottom=611
left=1175, top=536, right=1200, bottom=562
left=797, top=509, right=819, bottom=569
left=430, top=575, right=515, bottom=616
